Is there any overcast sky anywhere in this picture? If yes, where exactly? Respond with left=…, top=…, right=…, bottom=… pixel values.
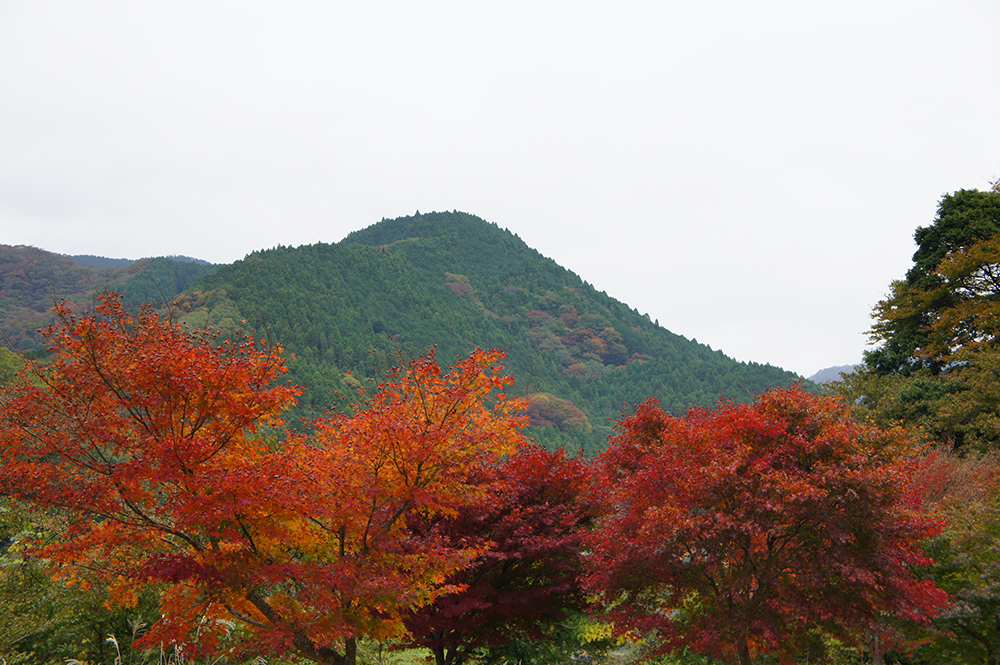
left=2, top=1, right=998, bottom=377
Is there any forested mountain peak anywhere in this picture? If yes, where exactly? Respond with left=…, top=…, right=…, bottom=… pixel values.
left=342, top=211, right=556, bottom=287
left=186, top=211, right=802, bottom=452
left=2, top=213, right=803, bottom=452
left=345, top=210, right=516, bottom=247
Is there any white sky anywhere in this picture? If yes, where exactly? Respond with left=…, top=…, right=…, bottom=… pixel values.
left=1, top=1, right=998, bottom=377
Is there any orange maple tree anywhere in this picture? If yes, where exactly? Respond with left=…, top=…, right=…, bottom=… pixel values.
left=586, top=387, right=948, bottom=665
left=0, top=294, right=525, bottom=664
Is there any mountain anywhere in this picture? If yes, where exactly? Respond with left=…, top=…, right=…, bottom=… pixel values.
left=807, top=364, right=859, bottom=384
left=2, top=214, right=805, bottom=452
left=70, top=255, right=135, bottom=268
left=0, top=245, right=217, bottom=355
left=71, top=254, right=212, bottom=268
left=179, top=211, right=802, bottom=453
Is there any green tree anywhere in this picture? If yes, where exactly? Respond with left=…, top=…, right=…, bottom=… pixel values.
left=0, top=345, right=22, bottom=386
left=842, top=186, right=1000, bottom=451
left=835, top=183, right=1000, bottom=663
left=867, top=188, right=1000, bottom=375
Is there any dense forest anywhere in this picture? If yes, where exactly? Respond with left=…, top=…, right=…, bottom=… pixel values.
left=181, top=211, right=800, bottom=452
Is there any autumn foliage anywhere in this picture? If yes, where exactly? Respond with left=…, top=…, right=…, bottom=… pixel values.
left=585, top=387, right=948, bottom=665
left=400, top=445, right=602, bottom=665
left=0, top=294, right=524, bottom=665
left=906, top=450, right=1000, bottom=663
left=1, top=294, right=953, bottom=665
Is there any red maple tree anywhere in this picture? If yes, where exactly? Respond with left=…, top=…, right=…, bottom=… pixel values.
left=0, top=294, right=524, bottom=664
left=585, top=387, right=948, bottom=665
left=399, top=445, right=602, bottom=665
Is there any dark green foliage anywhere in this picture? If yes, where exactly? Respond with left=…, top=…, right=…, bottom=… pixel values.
left=108, top=257, right=217, bottom=308
left=192, top=211, right=801, bottom=450
left=71, top=254, right=210, bottom=269
left=865, top=189, right=1000, bottom=375
left=0, top=346, right=22, bottom=386
left=472, top=620, right=614, bottom=665
left=0, top=212, right=800, bottom=451
left=908, top=190, right=1000, bottom=287
left=912, top=536, right=1000, bottom=665
left=846, top=187, right=1000, bottom=451
left=70, top=255, right=135, bottom=268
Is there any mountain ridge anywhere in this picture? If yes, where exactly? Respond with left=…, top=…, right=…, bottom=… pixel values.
left=2, top=212, right=806, bottom=452
left=182, top=211, right=803, bottom=451
left=807, top=364, right=859, bottom=384
left=0, top=245, right=217, bottom=355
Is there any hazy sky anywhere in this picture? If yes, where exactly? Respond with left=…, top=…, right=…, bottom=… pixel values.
left=2, top=1, right=998, bottom=377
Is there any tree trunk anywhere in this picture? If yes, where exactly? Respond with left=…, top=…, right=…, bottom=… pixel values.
left=243, top=588, right=350, bottom=665
left=288, top=634, right=350, bottom=665
left=737, top=635, right=752, bottom=665
left=344, top=637, right=357, bottom=665
left=871, top=632, right=884, bottom=665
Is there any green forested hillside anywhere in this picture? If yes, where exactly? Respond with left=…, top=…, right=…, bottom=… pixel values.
left=188, top=211, right=801, bottom=452
left=0, top=245, right=216, bottom=355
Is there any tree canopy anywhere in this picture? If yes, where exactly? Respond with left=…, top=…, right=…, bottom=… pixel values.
left=843, top=186, right=1000, bottom=452
left=585, top=387, right=947, bottom=665
left=867, top=188, right=1000, bottom=375
left=400, top=445, right=602, bottom=665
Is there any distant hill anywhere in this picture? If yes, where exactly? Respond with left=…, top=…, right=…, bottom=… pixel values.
left=807, top=364, right=859, bottom=384
left=71, top=254, right=212, bottom=268
left=71, top=255, right=135, bottom=268
left=0, top=245, right=216, bottom=354
left=183, top=211, right=803, bottom=452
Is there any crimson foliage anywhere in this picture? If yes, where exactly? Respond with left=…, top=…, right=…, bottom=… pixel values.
left=400, top=445, right=602, bottom=665
left=585, top=387, right=947, bottom=665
